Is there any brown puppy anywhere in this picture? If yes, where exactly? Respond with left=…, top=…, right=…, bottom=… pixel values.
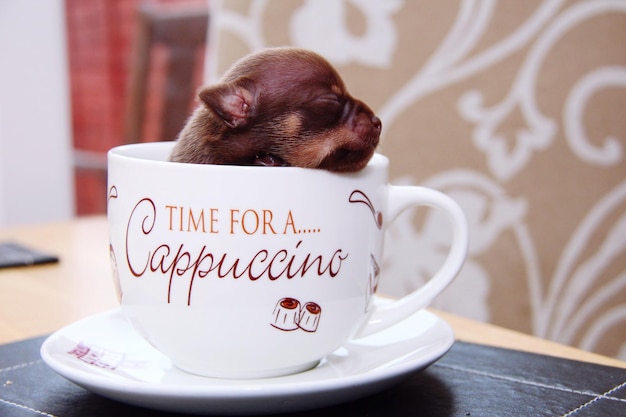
left=169, top=47, right=381, bottom=172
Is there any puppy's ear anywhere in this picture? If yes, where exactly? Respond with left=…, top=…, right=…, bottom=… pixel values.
left=198, top=78, right=257, bottom=128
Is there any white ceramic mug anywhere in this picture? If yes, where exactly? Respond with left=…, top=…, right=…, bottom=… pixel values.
left=107, top=142, right=468, bottom=379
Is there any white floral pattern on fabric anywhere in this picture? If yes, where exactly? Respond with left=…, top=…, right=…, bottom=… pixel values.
left=211, top=0, right=626, bottom=359
left=290, top=0, right=403, bottom=68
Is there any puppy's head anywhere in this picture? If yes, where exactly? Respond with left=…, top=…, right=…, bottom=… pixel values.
left=173, top=47, right=381, bottom=172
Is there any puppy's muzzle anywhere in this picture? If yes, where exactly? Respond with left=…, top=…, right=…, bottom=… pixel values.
left=343, top=100, right=382, bottom=146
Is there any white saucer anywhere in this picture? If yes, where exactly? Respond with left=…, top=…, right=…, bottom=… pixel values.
left=41, top=303, right=454, bottom=415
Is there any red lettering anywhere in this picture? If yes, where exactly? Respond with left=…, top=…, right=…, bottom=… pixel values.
left=126, top=198, right=156, bottom=277
left=125, top=199, right=349, bottom=306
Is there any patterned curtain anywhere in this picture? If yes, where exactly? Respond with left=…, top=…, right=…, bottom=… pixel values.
left=208, top=0, right=626, bottom=359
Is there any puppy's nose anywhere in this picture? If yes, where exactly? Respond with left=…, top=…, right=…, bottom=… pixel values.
left=371, top=116, right=382, bottom=131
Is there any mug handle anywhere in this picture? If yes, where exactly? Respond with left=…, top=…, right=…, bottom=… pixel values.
left=355, top=185, right=469, bottom=338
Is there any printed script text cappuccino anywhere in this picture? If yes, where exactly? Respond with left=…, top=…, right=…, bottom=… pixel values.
left=125, top=199, right=349, bottom=305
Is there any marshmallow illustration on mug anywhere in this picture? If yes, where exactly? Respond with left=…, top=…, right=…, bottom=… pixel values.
left=108, top=142, right=468, bottom=379
left=300, top=302, right=322, bottom=332
left=271, top=298, right=322, bottom=332
left=271, top=297, right=301, bottom=331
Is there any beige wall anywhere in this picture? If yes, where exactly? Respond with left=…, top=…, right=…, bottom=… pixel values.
left=209, top=0, right=626, bottom=359
left=0, top=0, right=75, bottom=225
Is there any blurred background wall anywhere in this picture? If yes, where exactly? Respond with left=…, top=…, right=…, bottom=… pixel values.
left=0, top=1, right=74, bottom=226
left=65, top=0, right=208, bottom=215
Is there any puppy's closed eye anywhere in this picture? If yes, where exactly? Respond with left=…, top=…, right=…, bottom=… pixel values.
left=302, top=95, right=344, bottom=127
left=316, top=94, right=341, bottom=103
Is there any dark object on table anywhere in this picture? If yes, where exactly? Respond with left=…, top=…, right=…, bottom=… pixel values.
left=0, top=242, right=59, bottom=269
